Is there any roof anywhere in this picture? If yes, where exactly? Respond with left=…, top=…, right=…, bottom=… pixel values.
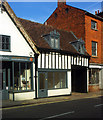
left=1, top=1, right=39, bottom=54
left=65, top=4, right=103, bottom=21
left=18, top=18, right=90, bottom=57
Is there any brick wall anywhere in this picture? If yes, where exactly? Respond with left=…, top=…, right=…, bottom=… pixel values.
left=46, top=5, right=102, bottom=64
left=85, top=15, right=102, bottom=64
left=102, top=22, right=103, bottom=64
left=46, top=5, right=85, bottom=40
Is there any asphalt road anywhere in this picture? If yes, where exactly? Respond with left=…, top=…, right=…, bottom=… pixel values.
left=1, top=96, right=103, bottom=119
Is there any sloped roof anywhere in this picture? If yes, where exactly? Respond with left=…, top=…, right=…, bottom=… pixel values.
left=18, top=18, right=89, bottom=57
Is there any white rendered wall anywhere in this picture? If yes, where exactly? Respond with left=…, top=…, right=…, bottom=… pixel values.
left=0, top=10, right=34, bottom=57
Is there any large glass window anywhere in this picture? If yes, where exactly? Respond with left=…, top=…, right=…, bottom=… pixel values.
left=60, top=72, right=66, bottom=88
left=54, top=72, right=60, bottom=88
left=47, top=71, right=67, bottom=89
left=92, top=41, right=97, bottom=56
left=48, top=72, right=53, bottom=89
left=14, top=62, right=33, bottom=91
left=0, top=35, right=10, bottom=51
left=89, top=69, right=99, bottom=84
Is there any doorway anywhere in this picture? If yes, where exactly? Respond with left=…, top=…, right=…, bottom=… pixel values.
left=38, top=72, right=47, bottom=98
left=71, top=65, right=87, bottom=93
left=2, top=62, right=12, bottom=100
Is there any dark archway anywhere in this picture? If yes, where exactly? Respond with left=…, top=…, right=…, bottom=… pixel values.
left=71, top=65, right=87, bottom=93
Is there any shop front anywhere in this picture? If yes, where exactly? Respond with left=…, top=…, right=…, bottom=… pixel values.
left=1, top=55, right=35, bottom=101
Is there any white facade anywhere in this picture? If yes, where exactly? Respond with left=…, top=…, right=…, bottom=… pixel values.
left=0, top=8, right=34, bottom=57
left=0, top=7, right=35, bottom=101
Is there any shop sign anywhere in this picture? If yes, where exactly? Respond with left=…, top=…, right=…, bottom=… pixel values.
left=0, top=55, right=35, bottom=62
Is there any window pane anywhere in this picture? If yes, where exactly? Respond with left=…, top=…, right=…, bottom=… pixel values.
left=55, top=38, right=59, bottom=49
left=54, top=72, right=60, bottom=88
left=92, top=41, right=97, bottom=56
left=89, top=69, right=99, bottom=84
left=91, top=20, right=97, bottom=30
left=60, top=72, right=66, bottom=88
left=48, top=72, right=53, bottom=89
left=21, top=63, right=26, bottom=90
left=0, top=35, right=10, bottom=51
left=27, top=63, right=31, bottom=90
left=51, top=38, right=55, bottom=48
left=14, top=62, right=20, bottom=90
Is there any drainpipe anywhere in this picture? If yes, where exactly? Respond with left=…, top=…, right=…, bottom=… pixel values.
left=34, top=53, right=39, bottom=99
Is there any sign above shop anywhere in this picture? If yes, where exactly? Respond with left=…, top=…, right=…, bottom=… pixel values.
left=0, top=55, right=35, bottom=62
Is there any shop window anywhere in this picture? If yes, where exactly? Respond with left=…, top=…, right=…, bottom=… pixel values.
left=48, top=72, right=53, bottom=89
left=91, top=20, right=97, bottom=30
left=14, top=62, right=33, bottom=91
left=54, top=72, right=60, bottom=88
left=60, top=72, right=66, bottom=88
left=47, top=71, right=67, bottom=89
left=0, top=35, right=10, bottom=51
left=92, top=41, right=97, bottom=56
left=89, top=69, right=99, bottom=84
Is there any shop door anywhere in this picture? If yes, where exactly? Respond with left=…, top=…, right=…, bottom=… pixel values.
left=38, top=72, right=47, bottom=98
left=2, top=69, right=9, bottom=100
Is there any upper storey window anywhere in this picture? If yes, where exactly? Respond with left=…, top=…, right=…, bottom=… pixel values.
left=43, top=30, right=60, bottom=49
left=70, top=38, right=86, bottom=55
left=0, top=35, right=11, bottom=51
left=91, top=20, right=97, bottom=30
left=92, top=41, right=97, bottom=56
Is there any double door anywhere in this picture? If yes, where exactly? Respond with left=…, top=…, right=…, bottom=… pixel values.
left=38, top=72, right=48, bottom=98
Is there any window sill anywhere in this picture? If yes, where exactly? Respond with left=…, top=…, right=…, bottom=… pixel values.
left=0, top=50, right=11, bottom=52
left=91, top=28, right=98, bottom=31
left=92, top=56, right=98, bottom=58
left=89, top=84, right=99, bottom=86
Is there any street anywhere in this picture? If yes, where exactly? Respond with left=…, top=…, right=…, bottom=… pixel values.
left=1, top=96, right=103, bottom=119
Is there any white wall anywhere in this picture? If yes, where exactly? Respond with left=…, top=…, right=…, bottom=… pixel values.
left=0, top=9, right=34, bottom=57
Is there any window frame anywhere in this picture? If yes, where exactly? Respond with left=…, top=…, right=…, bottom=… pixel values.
left=91, top=20, right=97, bottom=31
left=92, top=41, right=97, bottom=57
left=50, top=36, right=60, bottom=49
left=0, top=35, right=11, bottom=52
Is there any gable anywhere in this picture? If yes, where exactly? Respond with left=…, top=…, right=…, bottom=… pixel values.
left=0, top=5, right=34, bottom=57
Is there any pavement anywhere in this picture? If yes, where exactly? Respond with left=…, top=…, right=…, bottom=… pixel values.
left=1, top=90, right=103, bottom=109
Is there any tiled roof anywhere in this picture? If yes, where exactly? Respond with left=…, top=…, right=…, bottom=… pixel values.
left=18, top=18, right=89, bottom=56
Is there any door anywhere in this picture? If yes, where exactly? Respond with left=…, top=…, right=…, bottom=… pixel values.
left=38, top=72, right=47, bottom=98
left=2, top=69, right=9, bottom=100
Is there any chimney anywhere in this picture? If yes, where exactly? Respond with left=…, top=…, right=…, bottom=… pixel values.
left=98, top=10, right=99, bottom=14
left=58, top=0, right=66, bottom=7
left=95, top=11, right=97, bottom=15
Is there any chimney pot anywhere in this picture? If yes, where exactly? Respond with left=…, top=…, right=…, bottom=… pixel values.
left=95, top=11, right=97, bottom=15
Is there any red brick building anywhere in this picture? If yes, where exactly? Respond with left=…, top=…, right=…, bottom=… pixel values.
left=45, top=0, right=103, bottom=91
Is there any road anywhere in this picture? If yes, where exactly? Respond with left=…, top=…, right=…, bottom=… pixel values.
left=1, top=96, right=103, bottom=119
